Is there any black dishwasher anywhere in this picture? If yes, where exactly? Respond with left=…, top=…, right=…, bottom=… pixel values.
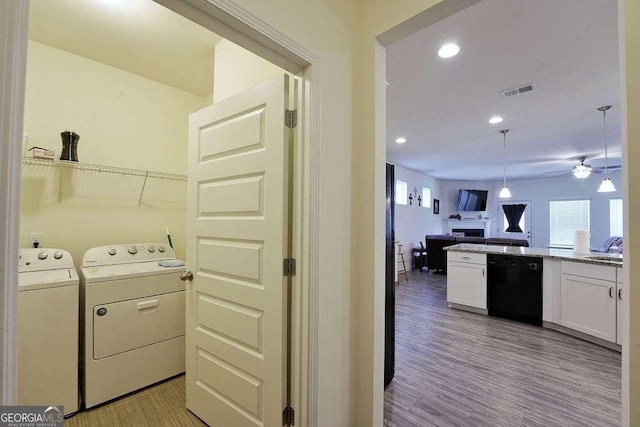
left=487, top=255, right=543, bottom=326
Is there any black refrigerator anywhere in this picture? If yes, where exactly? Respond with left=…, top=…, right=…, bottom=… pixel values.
left=384, top=163, right=395, bottom=388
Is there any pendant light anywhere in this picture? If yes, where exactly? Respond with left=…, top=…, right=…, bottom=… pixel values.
left=597, top=105, right=616, bottom=193
left=499, top=129, right=512, bottom=198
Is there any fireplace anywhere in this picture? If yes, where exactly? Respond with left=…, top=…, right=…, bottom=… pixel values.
left=446, top=219, right=494, bottom=238
left=452, top=228, right=485, bottom=238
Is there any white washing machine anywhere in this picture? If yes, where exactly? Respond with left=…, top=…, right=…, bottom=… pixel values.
left=79, top=243, right=186, bottom=408
left=18, top=248, right=79, bottom=416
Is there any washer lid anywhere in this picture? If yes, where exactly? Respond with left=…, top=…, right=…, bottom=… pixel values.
left=81, top=260, right=186, bottom=283
left=19, top=269, right=79, bottom=291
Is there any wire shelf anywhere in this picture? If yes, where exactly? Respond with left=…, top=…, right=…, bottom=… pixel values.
left=22, top=157, right=187, bottom=181
left=22, top=156, right=187, bottom=205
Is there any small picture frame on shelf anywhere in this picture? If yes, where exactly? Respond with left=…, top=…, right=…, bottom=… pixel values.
left=433, top=199, right=440, bottom=214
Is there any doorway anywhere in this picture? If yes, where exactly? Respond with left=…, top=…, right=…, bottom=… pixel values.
left=380, top=0, right=623, bottom=424
left=497, top=200, right=532, bottom=246
left=2, top=0, right=316, bottom=424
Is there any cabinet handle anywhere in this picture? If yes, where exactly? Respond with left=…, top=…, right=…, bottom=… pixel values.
left=461, top=256, right=470, bottom=260
left=137, top=299, right=159, bottom=310
left=618, top=288, right=622, bottom=300
left=609, top=287, right=614, bottom=298
left=482, top=269, right=485, bottom=277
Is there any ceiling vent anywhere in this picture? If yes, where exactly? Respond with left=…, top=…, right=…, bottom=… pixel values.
left=501, top=83, right=535, bottom=99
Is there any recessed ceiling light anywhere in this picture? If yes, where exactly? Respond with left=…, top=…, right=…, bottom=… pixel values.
left=395, top=137, right=407, bottom=144
left=438, top=43, right=460, bottom=59
left=489, top=116, right=504, bottom=124
left=97, top=0, right=124, bottom=4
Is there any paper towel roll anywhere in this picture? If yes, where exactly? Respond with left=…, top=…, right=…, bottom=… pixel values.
left=573, top=229, right=590, bottom=254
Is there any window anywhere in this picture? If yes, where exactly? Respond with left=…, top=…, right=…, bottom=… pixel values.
left=610, top=198, right=623, bottom=236
left=396, top=180, right=407, bottom=205
left=422, top=187, right=431, bottom=208
left=549, top=200, right=590, bottom=247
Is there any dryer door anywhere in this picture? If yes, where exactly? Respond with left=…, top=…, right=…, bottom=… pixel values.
left=93, top=290, right=185, bottom=359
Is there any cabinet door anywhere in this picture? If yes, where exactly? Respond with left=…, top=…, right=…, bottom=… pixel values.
left=561, top=274, right=616, bottom=342
left=447, top=261, right=486, bottom=309
left=617, top=266, right=624, bottom=345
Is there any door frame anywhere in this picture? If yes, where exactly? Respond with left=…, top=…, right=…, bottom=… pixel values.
left=0, top=0, right=320, bottom=424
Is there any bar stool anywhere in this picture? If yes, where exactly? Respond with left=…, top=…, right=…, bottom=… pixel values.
left=396, top=242, right=409, bottom=282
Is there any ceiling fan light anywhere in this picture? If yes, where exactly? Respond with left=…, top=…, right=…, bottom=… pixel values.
left=499, top=187, right=512, bottom=198
left=573, top=165, right=592, bottom=179
left=598, top=177, right=616, bottom=193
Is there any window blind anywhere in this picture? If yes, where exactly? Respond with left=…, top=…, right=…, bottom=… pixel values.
left=396, top=180, right=407, bottom=205
left=422, top=187, right=431, bottom=208
left=549, top=200, right=590, bottom=247
left=609, top=198, right=623, bottom=236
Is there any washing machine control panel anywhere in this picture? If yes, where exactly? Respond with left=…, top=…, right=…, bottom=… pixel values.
left=19, top=248, right=75, bottom=272
left=82, top=243, right=176, bottom=267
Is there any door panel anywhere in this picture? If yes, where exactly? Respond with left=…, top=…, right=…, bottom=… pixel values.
left=186, top=75, right=291, bottom=426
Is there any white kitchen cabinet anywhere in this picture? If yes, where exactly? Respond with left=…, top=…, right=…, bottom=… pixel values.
left=560, top=262, right=617, bottom=343
left=617, top=267, right=624, bottom=345
left=447, top=252, right=487, bottom=309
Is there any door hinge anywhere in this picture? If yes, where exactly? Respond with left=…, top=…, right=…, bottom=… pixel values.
left=283, top=405, right=295, bottom=425
left=285, top=109, right=297, bottom=129
left=283, top=257, right=296, bottom=277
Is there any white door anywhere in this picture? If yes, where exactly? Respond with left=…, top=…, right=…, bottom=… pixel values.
left=498, top=200, right=532, bottom=245
left=185, top=75, right=294, bottom=426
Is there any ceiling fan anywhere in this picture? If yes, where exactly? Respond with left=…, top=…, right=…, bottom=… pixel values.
left=545, top=156, right=622, bottom=179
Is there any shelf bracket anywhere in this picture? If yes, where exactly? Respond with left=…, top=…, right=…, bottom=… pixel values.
left=138, top=170, right=149, bottom=207
left=57, top=165, right=64, bottom=203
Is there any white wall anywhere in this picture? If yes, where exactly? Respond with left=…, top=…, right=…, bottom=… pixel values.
left=440, top=171, right=623, bottom=249
left=623, top=0, right=640, bottom=421
left=21, top=41, right=207, bottom=262
left=393, top=164, right=442, bottom=255
left=440, top=180, right=495, bottom=219
left=213, top=39, right=286, bottom=103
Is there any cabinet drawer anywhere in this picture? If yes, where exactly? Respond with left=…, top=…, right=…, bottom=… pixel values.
left=562, top=261, right=616, bottom=282
left=448, top=251, right=486, bottom=265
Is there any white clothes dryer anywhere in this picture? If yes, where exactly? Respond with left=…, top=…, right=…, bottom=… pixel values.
left=18, top=248, right=79, bottom=416
left=79, top=243, right=186, bottom=408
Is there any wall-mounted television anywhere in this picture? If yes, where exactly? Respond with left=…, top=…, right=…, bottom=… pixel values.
left=457, top=189, right=488, bottom=211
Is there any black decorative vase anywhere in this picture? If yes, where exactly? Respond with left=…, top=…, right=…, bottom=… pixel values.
left=60, top=130, right=80, bottom=162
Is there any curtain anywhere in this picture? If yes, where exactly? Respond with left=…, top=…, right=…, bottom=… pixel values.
left=503, top=204, right=526, bottom=233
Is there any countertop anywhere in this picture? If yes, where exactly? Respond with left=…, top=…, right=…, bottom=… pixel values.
left=444, top=244, right=623, bottom=267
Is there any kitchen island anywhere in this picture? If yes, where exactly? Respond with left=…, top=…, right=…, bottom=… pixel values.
left=444, top=243, right=624, bottom=351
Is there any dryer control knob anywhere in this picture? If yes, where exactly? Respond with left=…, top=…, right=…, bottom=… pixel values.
left=148, top=246, right=155, bottom=253
left=158, top=246, right=166, bottom=252
left=128, top=246, right=138, bottom=255
left=53, top=251, right=63, bottom=260
left=38, top=252, right=48, bottom=260
left=108, top=248, right=117, bottom=256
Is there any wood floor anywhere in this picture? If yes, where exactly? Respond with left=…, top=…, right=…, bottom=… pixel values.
left=384, top=270, right=622, bottom=427
left=65, top=375, right=205, bottom=427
